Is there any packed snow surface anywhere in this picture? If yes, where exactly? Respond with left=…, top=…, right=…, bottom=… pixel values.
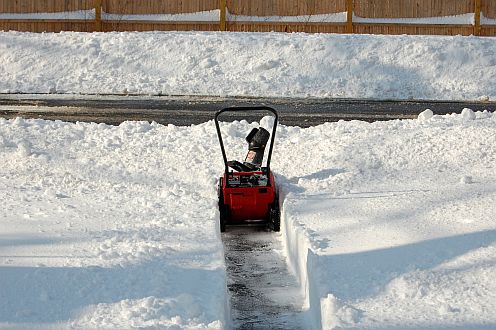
left=279, top=109, right=496, bottom=329
left=0, top=118, right=229, bottom=329
left=1, top=108, right=495, bottom=329
left=0, top=31, right=495, bottom=101
left=1, top=28, right=495, bottom=330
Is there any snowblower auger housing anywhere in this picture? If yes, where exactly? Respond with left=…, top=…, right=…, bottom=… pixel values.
left=215, top=106, right=280, bottom=232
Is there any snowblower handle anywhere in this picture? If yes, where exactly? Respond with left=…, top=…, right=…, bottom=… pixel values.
left=214, top=106, right=278, bottom=175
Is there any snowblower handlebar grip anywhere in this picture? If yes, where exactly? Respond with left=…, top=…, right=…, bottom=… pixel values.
left=214, top=106, right=278, bottom=121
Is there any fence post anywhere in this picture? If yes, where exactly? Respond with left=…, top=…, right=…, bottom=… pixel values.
left=346, top=0, right=353, bottom=33
left=219, top=0, right=227, bottom=31
left=95, top=0, right=102, bottom=32
left=474, top=0, right=481, bottom=36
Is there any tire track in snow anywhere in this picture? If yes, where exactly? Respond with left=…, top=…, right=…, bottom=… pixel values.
left=222, top=227, right=307, bottom=329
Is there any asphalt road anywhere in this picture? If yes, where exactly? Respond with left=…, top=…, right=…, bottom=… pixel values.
left=0, top=94, right=494, bottom=127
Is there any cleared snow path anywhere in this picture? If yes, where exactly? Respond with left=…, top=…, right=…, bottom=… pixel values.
left=223, top=228, right=307, bottom=329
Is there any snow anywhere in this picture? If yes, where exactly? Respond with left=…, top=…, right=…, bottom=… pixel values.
left=1, top=30, right=496, bottom=329
left=417, top=108, right=434, bottom=121
left=0, top=10, right=95, bottom=20
left=0, top=9, right=219, bottom=22
left=1, top=109, right=495, bottom=329
left=226, top=11, right=347, bottom=23
left=102, top=9, right=220, bottom=22
left=353, top=13, right=475, bottom=25
left=1, top=31, right=495, bottom=101
left=0, top=9, right=483, bottom=25
left=481, top=13, right=496, bottom=25
left=0, top=118, right=229, bottom=329
left=277, top=111, right=496, bottom=329
left=462, top=107, right=477, bottom=121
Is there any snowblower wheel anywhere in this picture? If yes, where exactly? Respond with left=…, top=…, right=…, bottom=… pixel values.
left=269, top=194, right=281, bottom=232
left=218, top=178, right=228, bottom=232
left=220, top=204, right=228, bottom=233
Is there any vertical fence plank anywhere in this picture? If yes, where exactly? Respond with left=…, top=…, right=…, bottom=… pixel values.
left=347, top=0, right=353, bottom=33
left=474, top=0, right=481, bottom=35
left=95, top=0, right=102, bottom=31
left=482, top=0, right=496, bottom=19
left=219, top=0, right=226, bottom=30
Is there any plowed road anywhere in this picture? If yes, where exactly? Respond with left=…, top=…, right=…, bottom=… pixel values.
left=1, top=95, right=494, bottom=127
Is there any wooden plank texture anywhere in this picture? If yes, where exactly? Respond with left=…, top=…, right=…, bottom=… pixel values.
left=103, top=0, right=218, bottom=15
left=481, top=26, right=496, bottom=35
left=102, top=21, right=219, bottom=32
left=354, top=23, right=475, bottom=35
left=0, top=0, right=495, bottom=36
left=95, top=0, right=102, bottom=31
left=227, top=21, right=347, bottom=33
left=0, top=20, right=93, bottom=32
left=354, top=0, right=475, bottom=18
left=481, top=0, right=496, bottom=19
left=220, top=0, right=227, bottom=30
left=346, top=0, right=353, bottom=32
left=474, top=0, right=481, bottom=35
left=0, top=0, right=92, bottom=13
left=0, top=0, right=487, bottom=19
left=226, top=0, right=347, bottom=16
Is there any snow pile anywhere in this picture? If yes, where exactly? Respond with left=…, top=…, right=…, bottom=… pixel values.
left=417, top=108, right=434, bottom=121
left=0, top=31, right=495, bottom=101
left=102, top=9, right=220, bottom=22
left=0, top=10, right=95, bottom=20
left=0, top=118, right=229, bottom=329
left=481, top=13, right=496, bottom=25
left=0, top=9, right=219, bottom=22
left=276, top=110, right=496, bottom=329
left=1, top=108, right=495, bottom=329
left=353, top=13, right=475, bottom=25
left=227, top=11, right=347, bottom=23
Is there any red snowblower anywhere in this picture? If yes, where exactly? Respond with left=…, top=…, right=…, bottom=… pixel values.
left=215, top=106, right=280, bottom=232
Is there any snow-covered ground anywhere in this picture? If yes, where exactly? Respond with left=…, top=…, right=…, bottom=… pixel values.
left=0, top=118, right=229, bottom=329
left=278, top=109, right=496, bottom=329
left=0, top=31, right=495, bottom=101
left=1, top=31, right=496, bottom=329
left=1, top=108, right=495, bottom=329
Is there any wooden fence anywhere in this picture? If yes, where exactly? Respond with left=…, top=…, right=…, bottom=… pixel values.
left=0, top=0, right=92, bottom=13
left=0, top=0, right=495, bottom=36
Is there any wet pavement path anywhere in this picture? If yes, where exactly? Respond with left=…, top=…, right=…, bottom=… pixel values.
left=222, top=227, right=307, bottom=329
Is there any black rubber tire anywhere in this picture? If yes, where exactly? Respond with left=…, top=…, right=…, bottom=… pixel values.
left=218, top=178, right=227, bottom=233
left=219, top=204, right=227, bottom=233
left=269, top=194, right=281, bottom=232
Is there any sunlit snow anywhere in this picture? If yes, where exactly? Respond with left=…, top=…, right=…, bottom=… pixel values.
left=0, top=31, right=495, bottom=329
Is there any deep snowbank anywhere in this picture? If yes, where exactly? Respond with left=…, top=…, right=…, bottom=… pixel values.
left=0, top=118, right=229, bottom=329
left=277, top=109, right=496, bottom=329
left=1, top=108, right=495, bottom=329
left=0, top=31, right=495, bottom=101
